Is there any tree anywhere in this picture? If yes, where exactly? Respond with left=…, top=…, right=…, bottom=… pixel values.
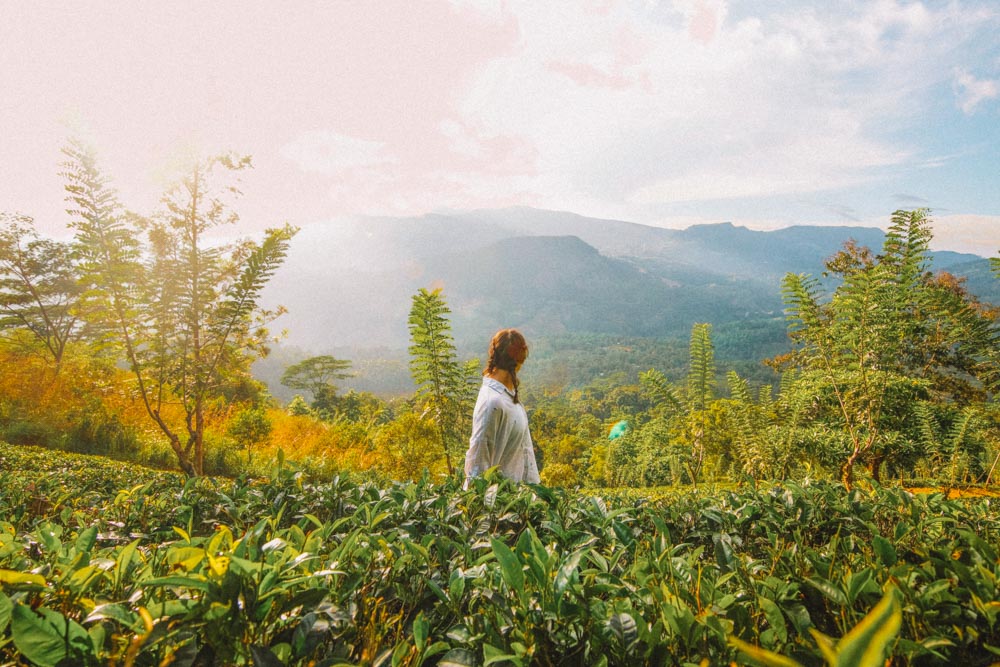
left=227, top=406, right=272, bottom=468
left=407, top=287, right=478, bottom=475
left=638, top=322, right=720, bottom=486
left=66, top=141, right=297, bottom=476
left=779, top=209, right=999, bottom=487
left=726, top=369, right=814, bottom=479
left=0, top=213, right=82, bottom=369
left=280, top=355, right=353, bottom=412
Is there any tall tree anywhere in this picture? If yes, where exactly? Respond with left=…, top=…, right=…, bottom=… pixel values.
left=639, top=322, right=719, bottom=486
left=407, top=287, right=478, bottom=475
left=280, top=355, right=353, bottom=412
left=0, top=213, right=81, bottom=369
left=66, top=141, right=297, bottom=476
left=780, top=209, right=999, bottom=487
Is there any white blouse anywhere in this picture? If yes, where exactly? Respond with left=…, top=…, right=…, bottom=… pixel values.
left=463, top=377, right=540, bottom=487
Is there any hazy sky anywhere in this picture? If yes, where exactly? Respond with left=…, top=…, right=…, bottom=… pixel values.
left=2, top=1, right=998, bottom=254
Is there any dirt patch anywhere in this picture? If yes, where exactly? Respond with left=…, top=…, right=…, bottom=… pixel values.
left=905, top=486, right=1000, bottom=499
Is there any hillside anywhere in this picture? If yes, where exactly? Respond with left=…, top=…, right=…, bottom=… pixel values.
left=261, top=207, right=994, bottom=353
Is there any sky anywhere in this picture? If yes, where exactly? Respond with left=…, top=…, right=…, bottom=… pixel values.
left=2, top=0, right=999, bottom=255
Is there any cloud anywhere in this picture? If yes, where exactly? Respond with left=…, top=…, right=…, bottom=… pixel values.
left=928, top=214, right=1000, bottom=255
left=892, top=193, right=929, bottom=204
left=443, top=0, right=995, bottom=221
left=280, top=130, right=397, bottom=176
left=954, top=69, right=999, bottom=114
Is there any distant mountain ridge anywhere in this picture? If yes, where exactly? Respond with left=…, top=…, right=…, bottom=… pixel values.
left=262, top=207, right=995, bottom=351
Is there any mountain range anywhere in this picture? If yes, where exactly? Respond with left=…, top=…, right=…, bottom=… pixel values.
left=261, top=207, right=996, bottom=353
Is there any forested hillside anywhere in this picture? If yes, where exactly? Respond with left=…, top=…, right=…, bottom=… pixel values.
left=261, top=207, right=997, bottom=353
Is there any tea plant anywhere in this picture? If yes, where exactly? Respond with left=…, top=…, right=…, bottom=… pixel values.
left=1, top=442, right=999, bottom=665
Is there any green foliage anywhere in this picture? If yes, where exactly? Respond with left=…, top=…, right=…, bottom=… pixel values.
left=0, top=213, right=82, bottom=368
left=727, top=371, right=795, bottom=479
left=286, top=395, right=312, bottom=416
left=731, top=586, right=902, bottom=667
left=2, top=443, right=1000, bottom=665
left=226, top=406, right=273, bottom=467
left=280, top=354, right=353, bottom=409
left=634, top=323, right=722, bottom=486
left=779, top=209, right=1000, bottom=487
left=66, top=143, right=297, bottom=476
left=407, top=287, right=478, bottom=475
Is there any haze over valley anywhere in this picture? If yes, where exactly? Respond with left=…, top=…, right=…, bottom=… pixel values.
left=256, top=206, right=998, bottom=397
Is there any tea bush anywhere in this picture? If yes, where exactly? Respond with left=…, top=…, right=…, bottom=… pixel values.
left=0, top=442, right=998, bottom=665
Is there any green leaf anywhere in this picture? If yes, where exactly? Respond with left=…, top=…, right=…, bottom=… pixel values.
left=84, top=603, right=141, bottom=631
left=414, top=611, right=429, bottom=652
left=484, top=643, right=522, bottom=666
left=250, top=645, right=285, bottom=667
left=0, top=591, right=11, bottom=634
left=713, top=532, right=735, bottom=571
left=554, top=550, right=584, bottom=597
left=608, top=613, right=638, bottom=653
left=426, top=577, right=449, bottom=604
left=758, top=596, right=787, bottom=644
left=139, top=575, right=212, bottom=591
left=806, top=577, right=848, bottom=607
left=872, top=536, right=896, bottom=567
left=491, top=538, right=524, bottom=594
left=113, top=538, right=140, bottom=590
left=484, top=483, right=499, bottom=509
left=729, top=636, right=804, bottom=667
left=832, top=587, right=901, bottom=667
left=74, top=526, right=98, bottom=553
left=0, top=569, right=47, bottom=587
left=11, top=603, right=91, bottom=667
left=37, top=524, right=61, bottom=553
left=438, top=648, right=478, bottom=667
left=448, top=569, right=466, bottom=602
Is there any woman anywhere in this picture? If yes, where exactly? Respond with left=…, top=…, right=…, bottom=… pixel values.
left=463, top=328, right=540, bottom=487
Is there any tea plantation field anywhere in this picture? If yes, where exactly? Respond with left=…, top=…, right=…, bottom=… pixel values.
left=1, top=442, right=999, bottom=666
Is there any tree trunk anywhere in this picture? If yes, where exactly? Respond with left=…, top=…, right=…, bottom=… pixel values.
left=194, top=399, right=205, bottom=476
left=840, top=455, right=857, bottom=490
left=868, top=453, right=885, bottom=483
left=168, top=433, right=197, bottom=477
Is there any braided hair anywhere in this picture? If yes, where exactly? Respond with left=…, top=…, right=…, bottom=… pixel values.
left=485, top=329, right=528, bottom=404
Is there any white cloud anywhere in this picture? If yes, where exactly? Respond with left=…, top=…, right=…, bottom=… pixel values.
left=446, top=0, right=997, bottom=220
left=954, top=69, right=999, bottom=114
left=928, top=213, right=1000, bottom=255
left=281, top=130, right=397, bottom=175
left=422, top=0, right=996, bottom=227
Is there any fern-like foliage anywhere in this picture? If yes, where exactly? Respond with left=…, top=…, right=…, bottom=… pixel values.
left=64, top=146, right=296, bottom=476
left=211, top=224, right=296, bottom=343
left=408, top=287, right=479, bottom=475
left=639, top=368, right=683, bottom=414
left=687, top=323, right=715, bottom=411
left=777, top=209, right=998, bottom=486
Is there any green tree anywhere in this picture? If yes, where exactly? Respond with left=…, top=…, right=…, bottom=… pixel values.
left=638, top=322, right=720, bottom=486
left=227, top=406, right=273, bottom=468
left=726, top=369, right=814, bottom=479
left=407, top=287, right=478, bottom=475
left=780, top=209, right=999, bottom=487
left=0, top=213, right=82, bottom=369
left=280, top=355, right=353, bottom=413
left=67, top=141, right=297, bottom=476
left=286, top=395, right=312, bottom=416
